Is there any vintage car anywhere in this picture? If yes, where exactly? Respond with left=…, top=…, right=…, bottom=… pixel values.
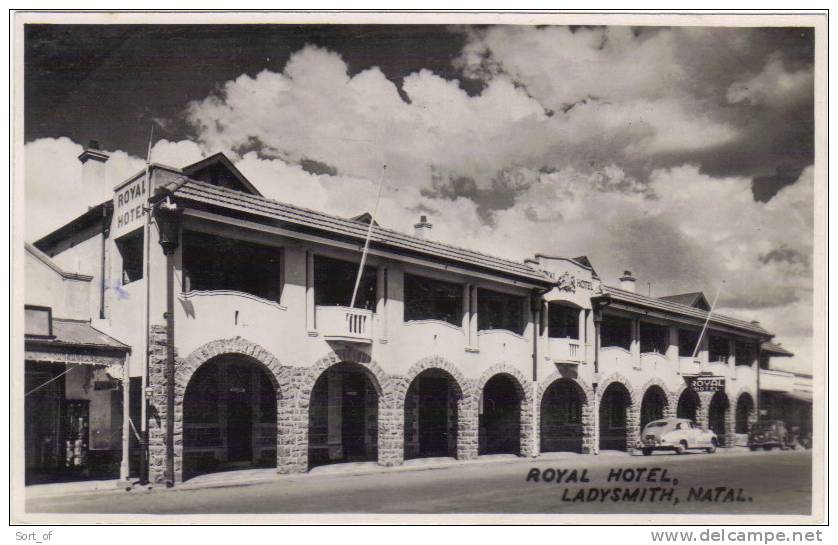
left=748, top=420, right=795, bottom=451
left=640, top=417, right=718, bottom=455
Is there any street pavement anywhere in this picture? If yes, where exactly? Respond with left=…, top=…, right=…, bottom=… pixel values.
left=25, top=449, right=811, bottom=516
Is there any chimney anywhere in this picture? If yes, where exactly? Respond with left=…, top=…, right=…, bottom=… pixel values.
left=78, top=140, right=110, bottom=190
left=619, top=270, right=636, bottom=292
left=414, top=215, right=433, bottom=238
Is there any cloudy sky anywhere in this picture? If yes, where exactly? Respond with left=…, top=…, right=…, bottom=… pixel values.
left=23, top=24, right=815, bottom=371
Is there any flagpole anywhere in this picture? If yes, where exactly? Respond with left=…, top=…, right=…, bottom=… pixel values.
left=349, top=164, right=387, bottom=309
left=692, top=285, right=723, bottom=361
left=139, top=125, right=154, bottom=484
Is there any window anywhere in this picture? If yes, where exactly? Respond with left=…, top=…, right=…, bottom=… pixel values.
left=116, top=229, right=144, bottom=284
left=24, top=305, right=52, bottom=337
left=735, top=341, right=756, bottom=366
left=477, top=288, right=525, bottom=335
left=314, top=255, right=376, bottom=311
left=640, top=322, right=669, bottom=354
left=404, top=273, right=462, bottom=326
left=601, top=315, right=632, bottom=350
left=548, top=303, right=580, bottom=339
left=182, top=230, right=283, bottom=302
left=709, top=334, right=730, bottom=363
left=678, top=329, right=700, bottom=358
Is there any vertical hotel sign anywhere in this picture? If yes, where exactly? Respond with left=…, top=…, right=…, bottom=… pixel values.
left=112, top=174, right=148, bottom=238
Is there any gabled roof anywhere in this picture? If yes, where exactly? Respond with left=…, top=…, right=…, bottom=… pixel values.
left=571, top=255, right=598, bottom=276
left=762, top=342, right=794, bottom=357
left=598, top=285, right=772, bottom=337
left=25, top=318, right=130, bottom=352
left=181, top=153, right=262, bottom=196
left=350, top=212, right=380, bottom=226
left=163, top=178, right=551, bottom=284
left=658, top=292, right=711, bottom=311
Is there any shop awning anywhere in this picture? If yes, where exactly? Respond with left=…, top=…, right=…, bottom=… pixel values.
left=25, top=318, right=130, bottom=368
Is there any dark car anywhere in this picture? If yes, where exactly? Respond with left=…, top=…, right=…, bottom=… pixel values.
left=748, top=420, right=795, bottom=451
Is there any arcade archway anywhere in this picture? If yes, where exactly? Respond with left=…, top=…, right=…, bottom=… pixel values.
left=182, top=354, right=278, bottom=480
left=478, top=374, right=522, bottom=455
left=599, top=382, right=632, bottom=451
left=404, top=368, right=463, bottom=459
left=735, top=392, right=755, bottom=434
left=708, top=391, right=731, bottom=446
left=640, top=385, right=669, bottom=429
left=677, top=388, right=701, bottom=422
left=307, top=362, right=380, bottom=469
left=540, top=378, right=587, bottom=453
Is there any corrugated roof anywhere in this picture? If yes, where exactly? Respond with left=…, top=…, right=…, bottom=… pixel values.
left=26, top=318, right=130, bottom=352
left=169, top=179, right=551, bottom=284
left=599, top=285, right=772, bottom=337
left=762, top=342, right=794, bottom=357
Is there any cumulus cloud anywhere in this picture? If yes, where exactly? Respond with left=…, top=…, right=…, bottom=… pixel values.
left=456, top=25, right=814, bottom=186
left=24, top=138, right=206, bottom=241
left=727, top=52, right=814, bottom=108
left=24, top=31, right=816, bottom=373
left=24, top=137, right=145, bottom=240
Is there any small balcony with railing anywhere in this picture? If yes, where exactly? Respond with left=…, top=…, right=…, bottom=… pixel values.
left=313, top=254, right=377, bottom=344
left=547, top=302, right=585, bottom=363
left=316, top=305, right=373, bottom=343
left=549, top=337, right=585, bottom=363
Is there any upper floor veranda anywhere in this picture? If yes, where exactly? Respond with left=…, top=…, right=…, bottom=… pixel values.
left=31, top=153, right=774, bottom=392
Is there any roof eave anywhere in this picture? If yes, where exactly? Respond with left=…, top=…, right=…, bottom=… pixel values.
left=602, top=289, right=773, bottom=338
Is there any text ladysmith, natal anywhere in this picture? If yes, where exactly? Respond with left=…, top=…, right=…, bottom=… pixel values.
left=526, top=467, right=753, bottom=504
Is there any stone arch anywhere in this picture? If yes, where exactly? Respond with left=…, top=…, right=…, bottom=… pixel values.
left=476, top=364, right=531, bottom=402
left=639, top=379, right=671, bottom=429
left=400, top=356, right=471, bottom=399
left=538, top=372, right=595, bottom=454
left=397, top=356, right=476, bottom=461
left=297, top=347, right=396, bottom=472
left=733, top=388, right=757, bottom=437
left=638, top=377, right=672, bottom=413
left=707, top=390, right=733, bottom=447
left=597, top=374, right=640, bottom=451
left=538, top=371, right=595, bottom=405
left=474, top=364, right=533, bottom=457
left=673, top=382, right=706, bottom=426
left=301, top=347, right=391, bottom=404
left=173, top=337, right=290, bottom=483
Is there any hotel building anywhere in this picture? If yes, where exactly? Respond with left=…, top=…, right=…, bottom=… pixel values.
left=24, top=143, right=790, bottom=485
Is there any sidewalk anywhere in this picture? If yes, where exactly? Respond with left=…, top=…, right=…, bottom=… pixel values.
left=25, top=478, right=130, bottom=499
left=24, top=446, right=756, bottom=499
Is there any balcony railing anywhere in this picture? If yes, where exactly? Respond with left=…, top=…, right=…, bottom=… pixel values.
left=316, top=305, right=373, bottom=343
left=548, top=337, right=584, bottom=363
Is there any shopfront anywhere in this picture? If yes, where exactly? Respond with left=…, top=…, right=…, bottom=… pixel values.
left=24, top=313, right=129, bottom=484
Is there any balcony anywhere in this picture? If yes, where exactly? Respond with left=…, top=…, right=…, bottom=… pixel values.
left=316, top=306, right=373, bottom=344
left=549, top=337, right=585, bottom=363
